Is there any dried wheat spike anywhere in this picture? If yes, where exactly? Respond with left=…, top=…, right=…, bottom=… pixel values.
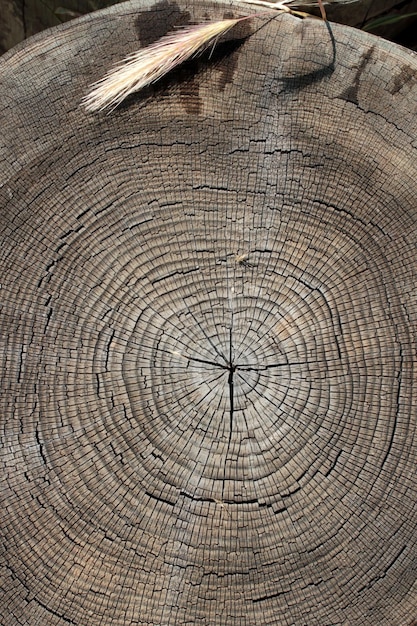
left=83, top=16, right=261, bottom=112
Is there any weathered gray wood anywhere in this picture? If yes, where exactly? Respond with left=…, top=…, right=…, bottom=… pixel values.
left=1, top=1, right=417, bottom=624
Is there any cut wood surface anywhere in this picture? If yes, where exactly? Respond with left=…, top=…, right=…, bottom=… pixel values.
left=1, top=1, right=417, bottom=624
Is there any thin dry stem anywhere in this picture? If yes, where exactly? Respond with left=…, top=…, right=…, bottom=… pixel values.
left=241, top=0, right=354, bottom=12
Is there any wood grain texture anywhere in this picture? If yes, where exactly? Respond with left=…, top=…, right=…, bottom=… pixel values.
left=1, top=1, right=417, bottom=624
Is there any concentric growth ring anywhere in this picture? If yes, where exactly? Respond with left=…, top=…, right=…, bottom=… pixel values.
left=1, top=2, right=417, bottom=625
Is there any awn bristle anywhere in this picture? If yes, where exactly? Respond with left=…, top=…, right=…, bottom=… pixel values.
left=83, top=16, right=255, bottom=112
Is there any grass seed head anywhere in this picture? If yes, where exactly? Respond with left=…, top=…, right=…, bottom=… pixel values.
left=83, top=17, right=254, bottom=112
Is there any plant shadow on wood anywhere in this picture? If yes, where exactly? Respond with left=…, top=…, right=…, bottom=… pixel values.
left=115, top=36, right=248, bottom=113
left=279, top=19, right=336, bottom=91
left=111, top=17, right=336, bottom=113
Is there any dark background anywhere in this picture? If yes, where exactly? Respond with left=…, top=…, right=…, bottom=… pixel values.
left=1, top=0, right=417, bottom=55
